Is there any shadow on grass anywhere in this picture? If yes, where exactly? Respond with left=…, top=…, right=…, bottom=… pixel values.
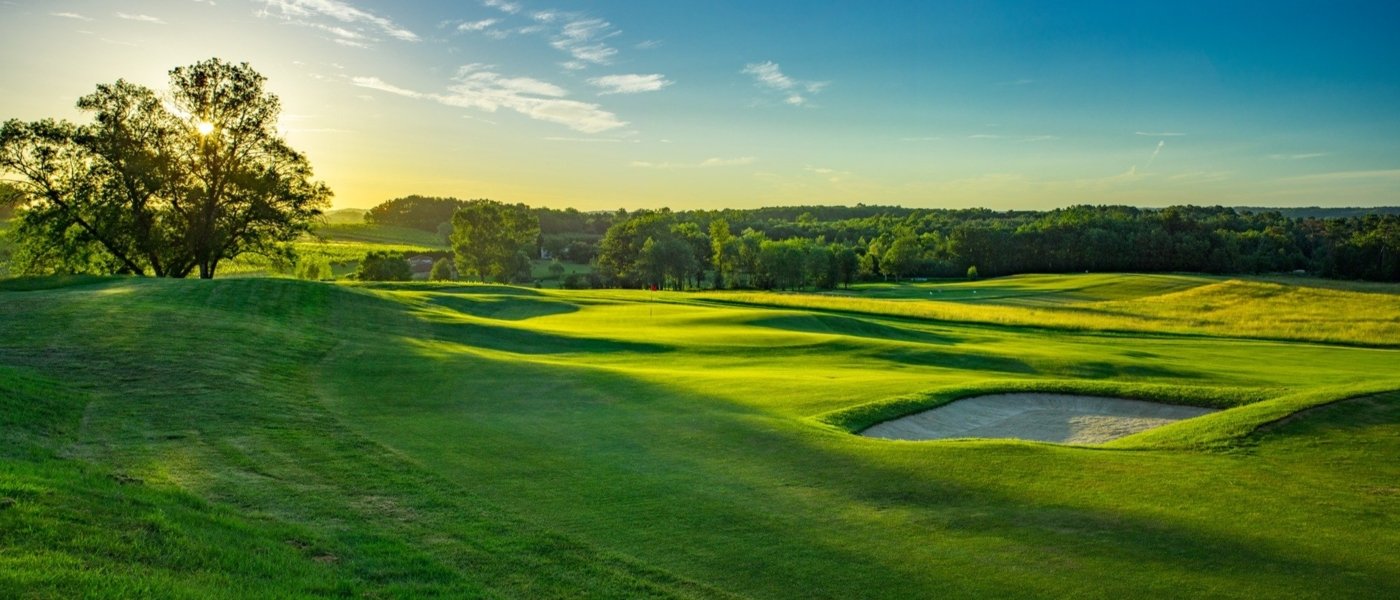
left=425, top=294, right=580, bottom=321
left=353, top=282, right=545, bottom=296
left=424, top=319, right=672, bottom=356
left=0, top=275, right=123, bottom=292
left=746, top=313, right=958, bottom=345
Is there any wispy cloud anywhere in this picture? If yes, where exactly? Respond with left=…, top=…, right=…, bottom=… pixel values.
left=1135, top=131, right=1186, bottom=137
left=117, top=13, right=166, bottom=24
left=257, top=0, right=419, bottom=43
left=1268, top=153, right=1327, bottom=160
left=588, top=74, right=672, bottom=95
left=1146, top=140, right=1166, bottom=167
left=631, top=157, right=757, bottom=169
left=805, top=165, right=853, bottom=183
left=51, top=12, right=93, bottom=21
left=353, top=65, right=626, bottom=133
left=742, top=61, right=827, bottom=107
left=350, top=76, right=423, bottom=98
left=553, top=18, right=619, bottom=69
left=457, top=18, right=498, bottom=32
left=482, top=0, right=521, bottom=14
left=1280, top=169, right=1400, bottom=183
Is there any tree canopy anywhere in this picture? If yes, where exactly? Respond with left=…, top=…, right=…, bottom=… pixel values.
left=0, top=58, right=330, bottom=278
left=450, top=199, right=539, bottom=283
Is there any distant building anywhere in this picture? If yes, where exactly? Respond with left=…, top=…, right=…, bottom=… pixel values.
left=408, top=255, right=436, bottom=280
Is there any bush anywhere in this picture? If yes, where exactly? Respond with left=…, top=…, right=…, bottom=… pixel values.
left=295, top=256, right=332, bottom=281
left=356, top=251, right=411, bottom=281
left=429, top=257, right=455, bottom=281
left=966, top=265, right=979, bottom=280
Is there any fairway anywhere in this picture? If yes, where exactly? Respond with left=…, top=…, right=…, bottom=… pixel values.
left=2, top=273, right=1399, bottom=598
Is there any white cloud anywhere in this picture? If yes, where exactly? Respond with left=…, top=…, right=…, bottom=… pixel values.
left=805, top=165, right=852, bottom=183
left=1146, top=140, right=1166, bottom=167
left=458, top=18, right=498, bottom=32
left=483, top=0, right=520, bottom=14
left=1135, top=131, right=1186, bottom=136
left=350, top=76, right=424, bottom=98
left=117, top=13, right=167, bottom=24
left=743, top=61, right=827, bottom=107
left=257, top=0, right=419, bottom=43
left=51, top=12, right=93, bottom=21
left=631, top=157, right=756, bottom=169
left=589, top=74, right=672, bottom=95
left=353, top=66, right=626, bottom=134
left=551, top=18, right=619, bottom=67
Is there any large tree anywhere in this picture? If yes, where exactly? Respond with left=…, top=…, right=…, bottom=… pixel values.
left=450, top=199, right=539, bottom=282
left=0, top=58, right=330, bottom=278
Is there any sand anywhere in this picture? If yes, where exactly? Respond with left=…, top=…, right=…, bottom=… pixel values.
left=859, top=393, right=1217, bottom=444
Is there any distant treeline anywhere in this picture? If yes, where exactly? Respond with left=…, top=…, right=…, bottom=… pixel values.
left=364, top=196, right=1400, bottom=286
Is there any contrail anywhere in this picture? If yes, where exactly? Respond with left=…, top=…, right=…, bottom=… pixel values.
left=1145, top=140, right=1165, bottom=167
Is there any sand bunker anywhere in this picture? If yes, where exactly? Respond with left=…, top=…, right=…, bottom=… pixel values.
left=860, top=393, right=1217, bottom=444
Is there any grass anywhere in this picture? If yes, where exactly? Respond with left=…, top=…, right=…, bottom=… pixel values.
left=1, top=273, right=1398, bottom=597
left=711, top=274, right=1400, bottom=346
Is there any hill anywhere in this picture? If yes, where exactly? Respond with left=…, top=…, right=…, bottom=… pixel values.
left=1, top=274, right=1398, bottom=597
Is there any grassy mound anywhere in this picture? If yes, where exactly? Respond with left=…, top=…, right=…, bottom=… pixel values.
left=2, top=273, right=1398, bottom=598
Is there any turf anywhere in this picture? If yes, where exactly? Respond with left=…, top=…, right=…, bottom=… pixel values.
left=1, top=273, right=1397, bottom=598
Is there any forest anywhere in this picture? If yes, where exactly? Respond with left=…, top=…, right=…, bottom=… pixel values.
left=365, top=196, right=1400, bottom=287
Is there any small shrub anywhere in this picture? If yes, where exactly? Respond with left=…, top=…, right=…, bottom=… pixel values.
left=966, top=265, right=979, bottom=280
left=429, top=258, right=455, bottom=281
left=295, top=256, right=332, bottom=281
left=356, top=251, right=411, bottom=281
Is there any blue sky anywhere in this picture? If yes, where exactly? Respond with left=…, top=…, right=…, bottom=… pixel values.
left=1, top=0, right=1397, bottom=210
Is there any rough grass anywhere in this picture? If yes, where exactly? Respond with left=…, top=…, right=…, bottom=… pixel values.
left=1, top=273, right=1398, bottom=598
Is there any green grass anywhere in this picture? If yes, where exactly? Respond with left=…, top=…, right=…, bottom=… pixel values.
left=220, top=222, right=445, bottom=277
left=712, top=274, right=1400, bottom=346
left=1, top=273, right=1398, bottom=598
left=313, top=223, right=444, bottom=248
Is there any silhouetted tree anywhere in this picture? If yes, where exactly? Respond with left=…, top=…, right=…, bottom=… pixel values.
left=0, top=59, right=330, bottom=278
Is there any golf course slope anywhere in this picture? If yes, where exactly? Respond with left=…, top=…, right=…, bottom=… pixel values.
left=860, top=393, right=1217, bottom=443
left=2, top=273, right=1398, bottom=598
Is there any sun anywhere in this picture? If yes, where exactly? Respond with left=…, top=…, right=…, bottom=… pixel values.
left=195, top=121, right=214, bottom=135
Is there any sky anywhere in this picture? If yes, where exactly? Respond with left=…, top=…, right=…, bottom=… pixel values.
left=1, top=1, right=1398, bottom=211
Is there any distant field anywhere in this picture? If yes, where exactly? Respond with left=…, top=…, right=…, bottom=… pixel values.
left=219, top=223, right=444, bottom=277
left=1, top=273, right=1397, bottom=597
left=312, top=223, right=444, bottom=248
